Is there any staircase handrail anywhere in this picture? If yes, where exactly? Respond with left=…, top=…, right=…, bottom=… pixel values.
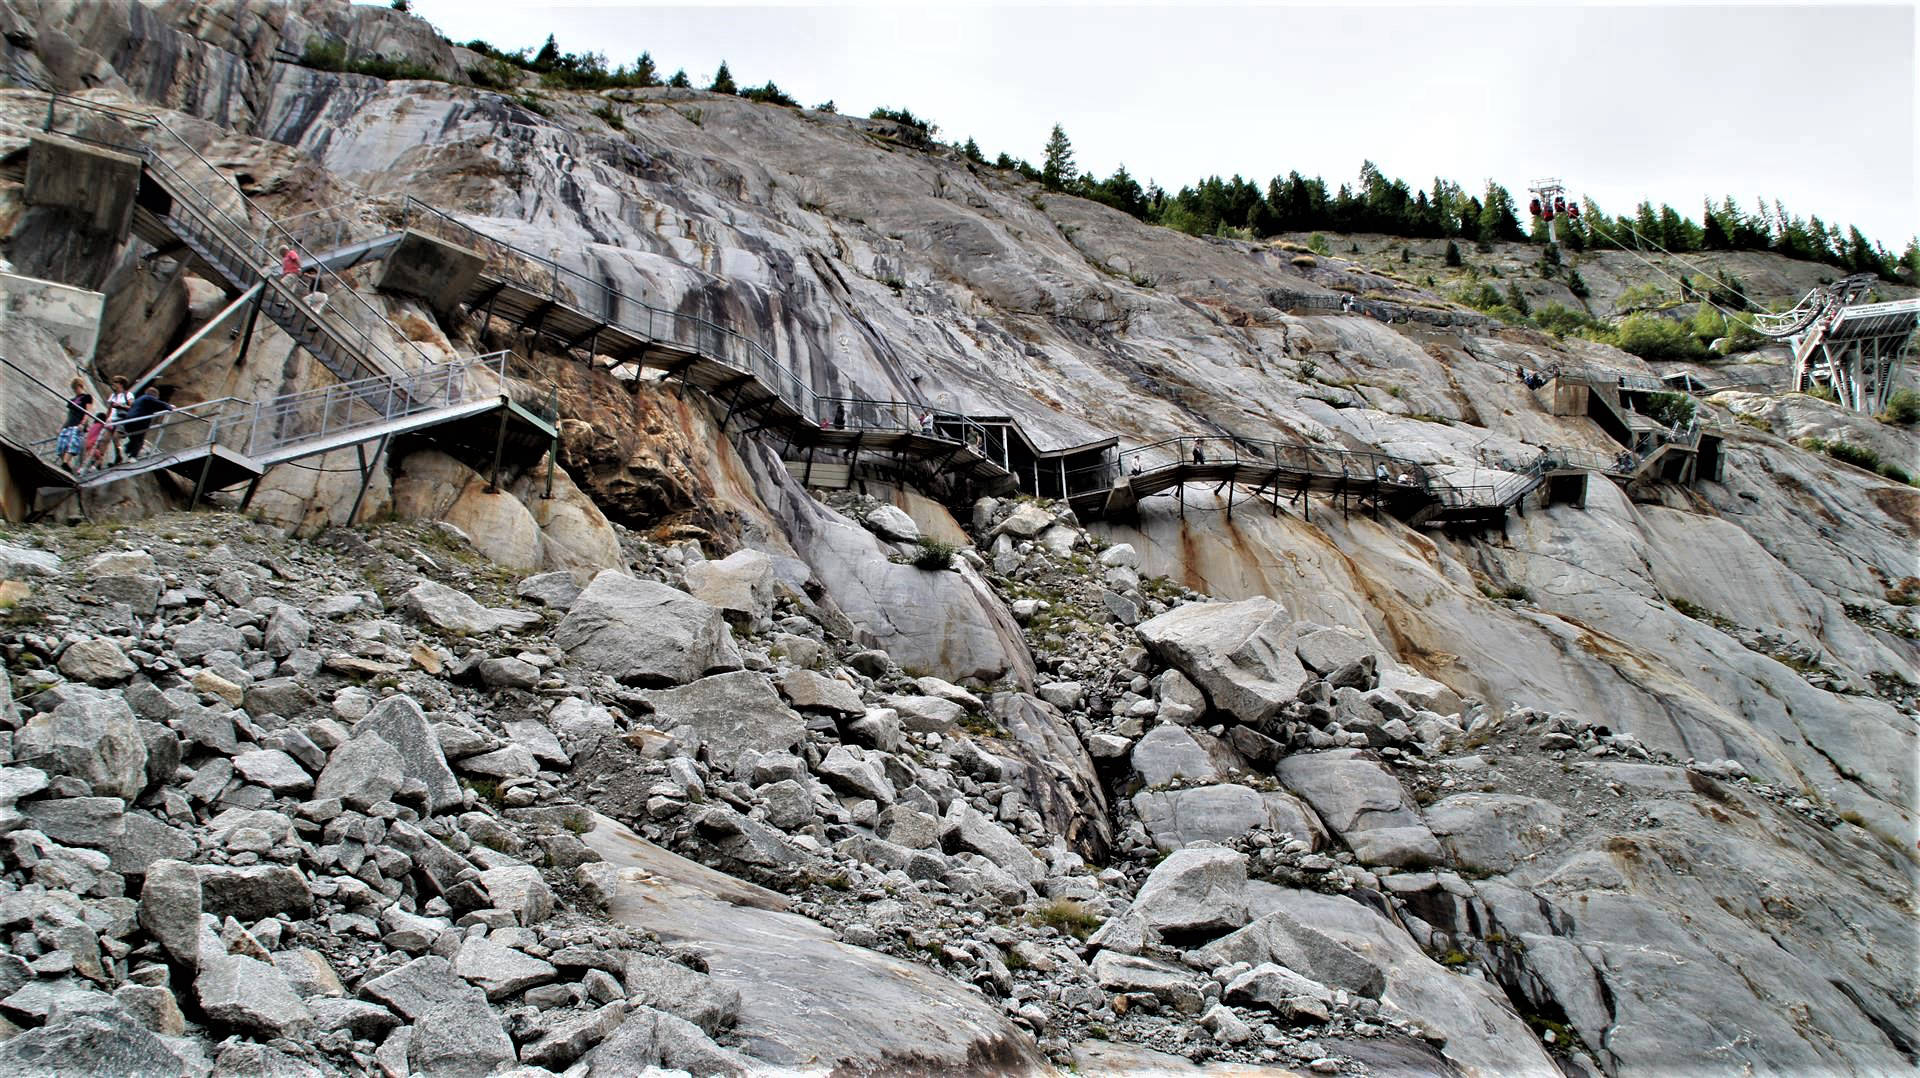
left=29, top=92, right=438, bottom=387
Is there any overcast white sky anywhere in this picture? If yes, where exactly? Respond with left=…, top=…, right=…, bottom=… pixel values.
left=397, top=1, right=1918, bottom=247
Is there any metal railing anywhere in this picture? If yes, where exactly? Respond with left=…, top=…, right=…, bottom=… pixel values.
left=17, top=351, right=534, bottom=483
left=397, top=198, right=1001, bottom=458
left=30, top=93, right=435, bottom=389
left=1058, top=435, right=1431, bottom=502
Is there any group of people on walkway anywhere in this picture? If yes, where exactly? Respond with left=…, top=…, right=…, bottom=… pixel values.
left=55, top=375, right=172, bottom=474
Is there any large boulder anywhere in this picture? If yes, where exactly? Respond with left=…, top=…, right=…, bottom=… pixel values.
left=1423, top=793, right=1569, bottom=875
left=13, top=686, right=147, bottom=798
left=1136, top=597, right=1312, bottom=726
left=683, top=550, right=776, bottom=626
left=1129, top=724, right=1219, bottom=787
left=1192, top=910, right=1386, bottom=998
left=196, top=954, right=312, bottom=1036
left=350, top=696, right=462, bottom=814
left=1275, top=750, right=1442, bottom=868
left=1132, top=784, right=1325, bottom=853
left=554, top=572, right=743, bottom=687
left=1127, top=846, right=1250, bottom=938
left=400, top=579, right=541, bottom=635
left=632, top=671, right=804, bottom=772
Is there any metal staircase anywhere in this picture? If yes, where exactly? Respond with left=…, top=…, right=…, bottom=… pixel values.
left=36, top=93, right=428, bottom=397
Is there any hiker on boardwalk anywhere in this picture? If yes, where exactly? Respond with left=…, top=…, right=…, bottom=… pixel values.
left=1191, top=442, right=1206, bottom=465
left=280, top=246, right=301, bottom=277
left=56, top=377, right=92, bottom=472
left=96, top=376, right=134, bottom=467
left=120, top=385, right=174, bottom=460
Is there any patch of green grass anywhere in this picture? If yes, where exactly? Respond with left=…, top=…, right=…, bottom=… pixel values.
left=1734, top=412, right=1772, bottom=434
left=592, top=103, right=625, bottom=130
left=910, top=537, right=958, bottom=571
left=1031, top=899, right=1102, bottom=941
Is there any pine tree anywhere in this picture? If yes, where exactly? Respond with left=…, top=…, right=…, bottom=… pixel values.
left=813, top=100, right=836, bottom=113
left=631, top=52, right=657, bottom=87
left=1444, top=240, right=1462, bottom=267
left=532, top=34, right=560, bottom=72
left=1041, top=124, right=1075, bottom=192
left=709, top=61, right=736, bottom=95
left=667, top=69, right=691, bottom=88
left=960, top=137, right=984, bottom=164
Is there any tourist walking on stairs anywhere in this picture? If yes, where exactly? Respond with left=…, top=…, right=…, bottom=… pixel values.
left=55, top=377, right=92, bottom=472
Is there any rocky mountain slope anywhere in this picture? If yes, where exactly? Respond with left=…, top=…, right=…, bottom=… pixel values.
left=0, top=1, right=1912, bottom=1074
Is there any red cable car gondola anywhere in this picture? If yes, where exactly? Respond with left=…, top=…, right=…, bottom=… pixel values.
left=1542, top=208, right=1554, bottom=220
left=1568, top=203, right=1580, bottom=219
left=1554, top=195, right=1566, bottom=213
left=1529, top=198, right=1542, bottom=217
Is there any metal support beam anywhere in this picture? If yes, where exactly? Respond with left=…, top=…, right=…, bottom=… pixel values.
left=347, top=432, right=390, bottom=525
left=802, top=442, right=816, bottom=486
left=188, top=451, right=215, bottom=510
left=232, top=288, right=266, bottom=370
left=238, top=475, right=263, bottom=512
left=486, top=406, right=511, bottom=492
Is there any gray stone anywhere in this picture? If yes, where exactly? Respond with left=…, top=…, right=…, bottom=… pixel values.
left=518, top=571, right=584, bottom=608
left=994, top=503, right=1053, bottom=538
left=312, top=734, right=405, bottom=810
left=1132, top=784, right=1325, bottom=853
left=622, top=953, right=742, bottom=1036
left=1089, top=951, right=1206, bottom=1013
left=683, top=549, right=776, bottom=625
left=1037, top=680, right=1084, bottom=710
left=757, top=779, right=815, bottom=830
left=243, top=677, right=318, bottom=718
left=478, top=864, right=554, bottom=924
left=1129, top=846, right=1250, bottom=937
left=1223, top=962, right=1334, bottom=1023
left=584, top=1005, right=748, bottom=1077
left=886, top=693, right=964, bottom=734
left=273, top=948, right=345, bottom=999
left=0, top=1012, right=182, bottom=1077
left=306, top=997, right=400, bottom=1040
left=1294, top=626, right=1374, bottom=677
left=0, top=541, right=61, bottom=578
left=1099, top=543, right=1141, bottom=568
left=846, top=709, right=902, bottom=752
left=635, top=671, right=804, bottom=771
left=409, top=998, right=515, bottom=1078
left=57, top=639, right=136, bottom=684
left=913, top=676, right=984, bottom=710
left=941, top=801, right=1042, bottom=883
left=1136, top=597, right=1312, bottom=726
left=360, top=956, right=486, bottom=1020
left=1130, top=724, right=1219, bottom=787
left=1193, top=909, right=1386, bottom=999
left=263, top=606, right=312, bottom=658
left=352, top=695, right=462, bottom=813
left=452, top=935, right=559, bottom=1001
left=112, top=984, right=184, bottom=1036
left=197, top=864, right=313, bottom=921
left=816, top=745, right=895, bottom=804
left=777, top=670, right=865, bottom=716
left=1423, top=793, right=1569, bottom=875
left=103, top=813, right=196, bottom=876
left=476, top=656, right=540, bottom=689
left=554, top=571, right=743, bottom=686
left=862, top=504, right=921, bottom=542
left=231, top=750, right=312, bottom=795
left=89, top=574, right=162, bottom=617
left=1155, top=669, right=1208, bottom=725
left=458, top=744, right=538, bottom=779
left=876, top=804, right=940, bottom=849
left=196, top=953, right=312, bottom=1035
left=504, top=719, right=569, bottom=766
left=13, top=686, right=148, bottom=799
left=520, top=1000, right=628, bottom=1069
left=25, top=796, right=126, bottom=849
left=1276, top=750, right=1442, bottom=868
left=139, top=858, right=202, bottom=970
left=173, top=618, right=246, bottom=663
left=399, top=579, right=540, bottom=635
